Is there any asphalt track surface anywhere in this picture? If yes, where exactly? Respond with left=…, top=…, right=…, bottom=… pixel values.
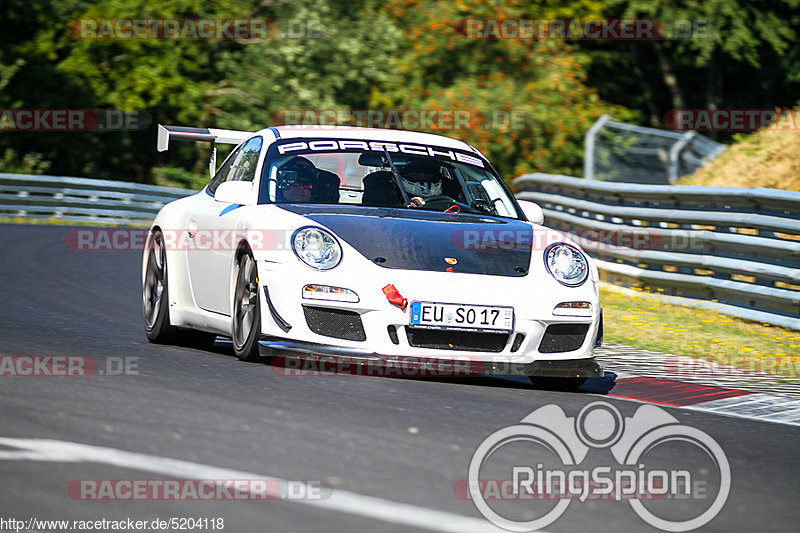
left=0, top=224, right=797, bottom=532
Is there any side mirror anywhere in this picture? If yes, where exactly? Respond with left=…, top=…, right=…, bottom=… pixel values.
left=214, top=181, right=254, bottom=205
left=518, top=200, right=544, bottom=225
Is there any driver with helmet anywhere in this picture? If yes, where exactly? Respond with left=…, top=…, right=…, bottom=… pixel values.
left=399, top=159, right=444, bottom=205
left=276, top=156, right=318, bottom=203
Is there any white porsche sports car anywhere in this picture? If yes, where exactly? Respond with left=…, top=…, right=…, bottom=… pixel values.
left=143, top=124, right=603, bottom=386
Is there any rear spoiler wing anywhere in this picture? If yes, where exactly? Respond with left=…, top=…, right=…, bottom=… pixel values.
left=157, top=124, right=254, bottom=178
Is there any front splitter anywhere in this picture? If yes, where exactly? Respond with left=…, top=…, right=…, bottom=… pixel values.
left=258, top=336, right=603, bottom=378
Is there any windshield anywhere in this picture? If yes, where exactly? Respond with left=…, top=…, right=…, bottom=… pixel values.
left=257, top=138, right=522, bottom=219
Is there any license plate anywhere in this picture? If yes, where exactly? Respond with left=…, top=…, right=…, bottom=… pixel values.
left=409, top=302, right=514, bottom=332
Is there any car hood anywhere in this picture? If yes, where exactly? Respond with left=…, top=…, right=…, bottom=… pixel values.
left=278, top=204, right=532, bottom=277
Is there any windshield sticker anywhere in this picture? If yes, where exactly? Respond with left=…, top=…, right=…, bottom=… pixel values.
left=276, top=140, right=485, bottom=168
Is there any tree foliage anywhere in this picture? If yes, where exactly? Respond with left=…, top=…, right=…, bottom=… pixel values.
left=1, top=0, right=798, bottom=184
left=374, top=0, right=631, bottom=177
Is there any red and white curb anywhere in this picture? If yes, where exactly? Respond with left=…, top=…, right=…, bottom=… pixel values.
left=602, top=376, right=800, bottom=427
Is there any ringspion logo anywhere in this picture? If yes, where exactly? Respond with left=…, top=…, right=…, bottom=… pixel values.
left=466, top=402, right=729, bottom=531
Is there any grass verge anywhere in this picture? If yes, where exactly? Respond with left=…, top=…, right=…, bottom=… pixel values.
left=678, top=127, right=800, bottom=191
left=601, top=285, right=800, bottom=380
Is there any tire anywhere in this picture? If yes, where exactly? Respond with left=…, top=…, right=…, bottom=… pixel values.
left=143, top=229, right=177, bottom=343
left=232, top=252, right=262, bottom=362
left=528, top=377, right=587, bottom=391
left=143, top=229, right=217, bottom=349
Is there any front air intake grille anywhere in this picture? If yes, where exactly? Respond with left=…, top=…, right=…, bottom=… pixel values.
left=538, top=324, right=590, bottom=353
left=387, top=325, right=399, bottom=345
left=302, top=305, right=366, bottom=341
left=406, top=328, right=508, bottom=352
left=510, top=333, right=526, bottom=352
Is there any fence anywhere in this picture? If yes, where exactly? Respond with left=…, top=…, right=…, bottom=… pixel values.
left=0, top=173, right=191, bottom=225
left=514, top=173, right=800, bottom=330
left=584, top=115, right=727, bottom=184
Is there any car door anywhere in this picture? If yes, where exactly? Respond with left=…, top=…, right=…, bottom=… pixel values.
left=187, top=137, right=263, bottom=315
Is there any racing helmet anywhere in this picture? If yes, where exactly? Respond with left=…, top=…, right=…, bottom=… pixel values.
left=399, top=159, right=443, bottom=197
left=277, top=156, right=318, bottom=190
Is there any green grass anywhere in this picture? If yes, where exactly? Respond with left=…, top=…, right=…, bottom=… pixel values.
left=601, top=285, right=800, bottom=379
left=677, top=127, right=799, bottom=191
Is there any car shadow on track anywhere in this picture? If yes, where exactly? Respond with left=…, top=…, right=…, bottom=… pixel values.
left=436, top=372, right=619, bottom=394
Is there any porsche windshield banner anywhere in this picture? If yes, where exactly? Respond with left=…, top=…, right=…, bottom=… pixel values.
left=275, top=139, right=487, bottom=168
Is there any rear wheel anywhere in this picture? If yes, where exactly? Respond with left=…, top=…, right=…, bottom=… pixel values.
left=143, top=229, right=176, bottom=343
left=232, top=252, right=262, bottom=362
left=143, top=229, right=216, bottom=349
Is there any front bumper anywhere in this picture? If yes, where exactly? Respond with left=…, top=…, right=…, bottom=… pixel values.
left=256, top=256, right=603, bottom=376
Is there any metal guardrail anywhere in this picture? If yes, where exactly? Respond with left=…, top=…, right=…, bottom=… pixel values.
left=514, top=173, right=800, bottom=330
left=0, top=173, right=192, bottom=225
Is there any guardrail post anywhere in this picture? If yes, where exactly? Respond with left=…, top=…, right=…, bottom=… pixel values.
left=583, top=114, right=610, bottom=180
left=668, top=131, right=696, bottom=184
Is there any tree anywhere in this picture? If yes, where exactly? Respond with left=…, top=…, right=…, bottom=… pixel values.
left=373, top=0, right=632, bottom=178
left=591, top=0, right=800, bottom=130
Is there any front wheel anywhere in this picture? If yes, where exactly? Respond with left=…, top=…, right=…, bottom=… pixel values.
left=232, top=252, right=262, bottom=362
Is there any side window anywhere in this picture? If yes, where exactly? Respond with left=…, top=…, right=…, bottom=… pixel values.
left=206, top=136, right=263, bottom=195
left=207, top=145, right=242, bottom=195
left=229, top=137, right=263, bottom=183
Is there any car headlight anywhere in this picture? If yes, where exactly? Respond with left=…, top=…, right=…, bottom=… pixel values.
left=292, top=226, right=342, bottom=270
left=544, top=243, right=588, bottom=286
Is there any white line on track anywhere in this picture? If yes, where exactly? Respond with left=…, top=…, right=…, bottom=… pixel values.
left=682, top=393, right=800, bottom=426
left=0, top=437, right=515, bottom=533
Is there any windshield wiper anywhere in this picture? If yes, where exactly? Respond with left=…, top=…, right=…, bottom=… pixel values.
left=382, top=148, right=411, bottom=207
